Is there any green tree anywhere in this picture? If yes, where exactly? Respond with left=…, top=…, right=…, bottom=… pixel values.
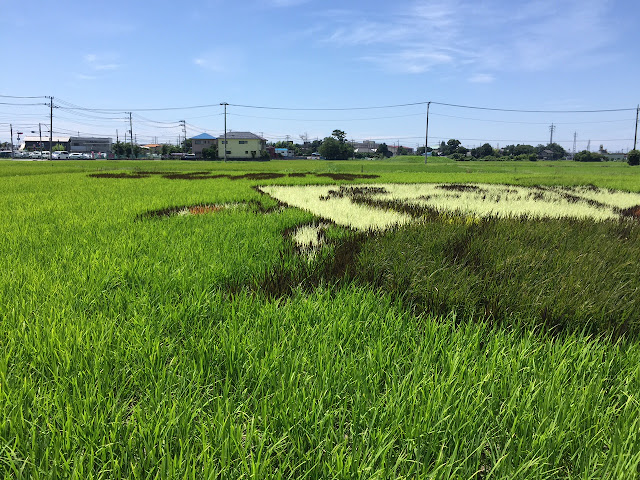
left=446, top=139, right=461, bottom=155
left=331, top=129, right=347, bottom=143
left=628, top=149, right=640, bottom=166
left=514, top=144, right=536, bottom=155
left=201, top=144, right=219, bottom=160
left=574, top=150, right=604, bottom=162
left=472, top=143, right=494, bottom=158
left=547, top=143, right=567, bottom=160
left=52, top=144, right=65, bottom=152
left=377, top=143, right=392, bottom=158
left=319, top=137, right=353, bottom=160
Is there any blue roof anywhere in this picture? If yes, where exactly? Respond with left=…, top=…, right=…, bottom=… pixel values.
left=190, top=133, right=217, bottom=140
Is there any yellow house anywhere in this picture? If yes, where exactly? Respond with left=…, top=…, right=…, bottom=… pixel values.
left=219, top=131, right=266, bottom=159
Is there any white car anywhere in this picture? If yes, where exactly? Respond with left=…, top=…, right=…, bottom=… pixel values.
left=69, top=153, right=84, bottom=159
left=52, top=151, right=70, bottom=160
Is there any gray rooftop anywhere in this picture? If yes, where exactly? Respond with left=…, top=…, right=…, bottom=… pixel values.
left=222, top=131, right=265, bottom=140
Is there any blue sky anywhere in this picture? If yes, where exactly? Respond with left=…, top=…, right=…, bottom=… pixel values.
left=1, top=0, right=639, bottom=152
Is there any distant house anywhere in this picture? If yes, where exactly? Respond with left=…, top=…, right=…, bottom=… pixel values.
left=603, top=152, right=627, bottom=161
left=388, top=145, right=415, bottom=156
left=219, top=131, right=266, bottom=159
left=141, top=144, right=162, bottom=154
left=274, top=147, right=292, bottom=158
left=354, top=140, right=378, bottom=155
left=190, top=133, right=217, bottom=158
left=539, top=149, right=555, bottom=161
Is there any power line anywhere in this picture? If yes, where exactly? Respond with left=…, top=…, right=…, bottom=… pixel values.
left=5, top=95, right=638, bottom=113
left=430, top=101, right=636, bottom=113
left=0, top=102, right=47, bottom=106
left=0, top=94, right=47, bottom=99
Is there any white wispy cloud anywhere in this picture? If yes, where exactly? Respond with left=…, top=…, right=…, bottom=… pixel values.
left=84, top=53, right=122, bottom=72
left=468, top=73, right=494, bottom=84
left=75, top=73, right=97, bottom=81
left=193, top=48, right=246, bottom=74
left=320, top=0, right=617, bottom=75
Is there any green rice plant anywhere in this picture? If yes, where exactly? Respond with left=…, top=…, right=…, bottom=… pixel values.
left=356, top=215, right=640, bottom=336
left=2, top=160, right=640, bottom=478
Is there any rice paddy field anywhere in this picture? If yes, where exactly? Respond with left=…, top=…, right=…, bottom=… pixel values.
left=2, top=157, right=640, bottom=479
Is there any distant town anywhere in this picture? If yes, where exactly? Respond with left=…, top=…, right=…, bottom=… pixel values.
left=0, top=128, right=632, bottom=162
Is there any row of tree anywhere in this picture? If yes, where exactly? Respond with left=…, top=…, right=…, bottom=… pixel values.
left=435, top=139, right=569, bottom=161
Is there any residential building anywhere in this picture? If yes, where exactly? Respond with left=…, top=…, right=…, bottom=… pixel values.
left=141, top=144, right=163, bottom=155
left=354, top=140, right=378, bottom=155
left=218, top=131, right=266, bottom=159
left=190, top=133, right=217, bottom=158
left=388, top=145, right=415, bottom=156
left=274, top=147, right=293, bottom=157
left=539, top=149, right=555, bottom=161
left=603, top=152, right=627, bottom=161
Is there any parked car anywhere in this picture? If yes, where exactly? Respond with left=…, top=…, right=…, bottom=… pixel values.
left=40, top=151, right=50, bottom=159
left=68, top=153, right=84, bottom=159
left=52, top=151, right=70, bottom=160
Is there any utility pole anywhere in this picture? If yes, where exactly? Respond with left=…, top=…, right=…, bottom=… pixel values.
left=180, top=120, right=187, bottom=155
left=549, top=123, right=555, bottom=146
left=128, top=112, right=134, bottom=158
left=39, top=123, right=42, bottom=155
left=634, top=105, right=639, bottom=151
left=424, top=101, right=430, bottom=164
left=220, top=102, right=228, bottom=162
left=49, top=96, right=53, bottom=160
left=572, top=132, right=577, bottom=158
left=9, top=124, right=14, bottom=158
left=116, top=129, right=119, bottom=143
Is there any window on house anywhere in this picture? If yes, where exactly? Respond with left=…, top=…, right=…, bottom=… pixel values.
left=195, top=140, right=201, bottom=145
left=245, top=151, right=249, bottom=154
left=226, top=150, right=231, bottom=155
left=239, top=140, right=248, bottom=144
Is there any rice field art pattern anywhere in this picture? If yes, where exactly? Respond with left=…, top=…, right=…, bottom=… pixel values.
left=260, top=183, right=640, bottom=231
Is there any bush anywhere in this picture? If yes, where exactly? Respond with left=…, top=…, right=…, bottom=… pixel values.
left=628, top=150, right=640, bottom=166
left=574, top=151, right=604, bottom=162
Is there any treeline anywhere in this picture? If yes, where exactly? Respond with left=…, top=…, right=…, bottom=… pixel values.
left=436, top=139, right=569, bottom=161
